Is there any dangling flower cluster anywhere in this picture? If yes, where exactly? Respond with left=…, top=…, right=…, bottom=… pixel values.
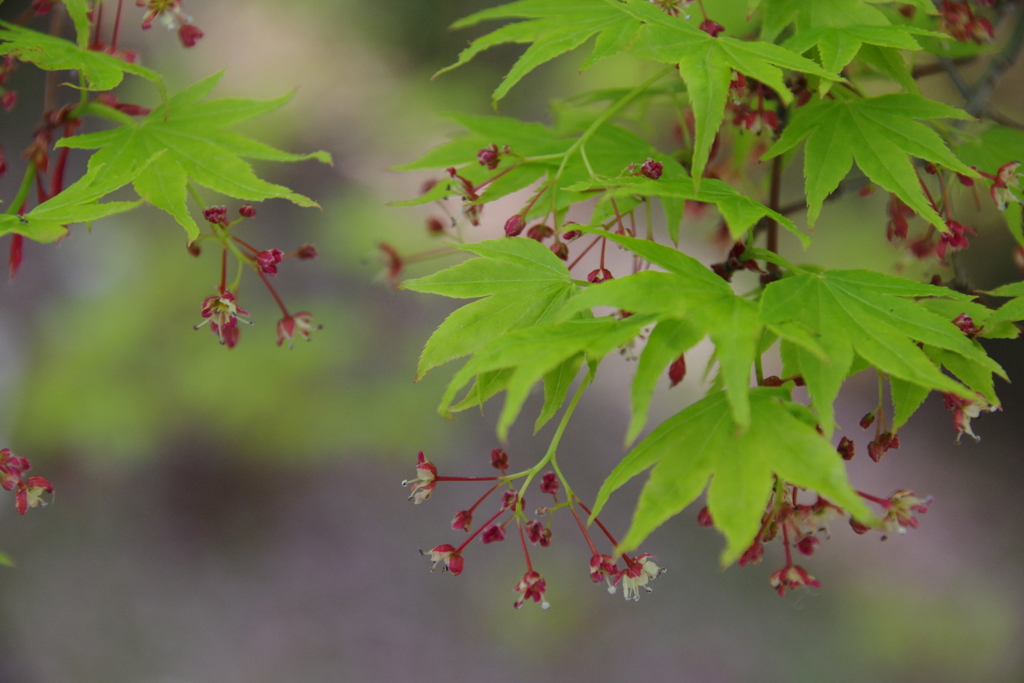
left=0, top=448, right=53, bottom=515
left=709, top=474, right=931, bottom=595
left=191, top=204, right=320, bottom=349
left=405, top=449, right=666, bottom=609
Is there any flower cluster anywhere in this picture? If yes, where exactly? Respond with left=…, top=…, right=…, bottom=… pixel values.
left=0, top=448, right=53, bottom=515
left=727, top=74, right=780, bottom=135
left=191, top=204, right=320, bottom=349
left=406, top=450, right=665, bottom=609
left=712, top=474, right=932, bottom=595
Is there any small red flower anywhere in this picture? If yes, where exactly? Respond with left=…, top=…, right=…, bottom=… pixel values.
left=769, top=564, right=820, bottom=596
left=296, top=244, right=319, bottom=260
left=257, top=248, right=284, bottom=275
left=202, top=205, right=229, bottom=225
left=504, top=214, right=526, bottom=238
left=477, top=143, right=500, bottom=170
left=614, top=554, right=665, bottom=601
left=640, top=158, right=664, bottom=179
left=238, top=204, right=257, bottom=218
left=402, top=451, right=437, bottom=504
left=936, top=220, right=975, bottom=260
left=452, top=509, right=473, bottom=532
left=276, top=312, right=318, bottom=348
left=178, top=23, right=203, bottom=47
left=195, top=291, right=251, bottom=347
left=426, top=544, right=464, bottom=575
left=481, top=524, right=506, bottom=544
left=587, top=268, right=613, bottom=283
left=697, top=506, right=714, bottom=527
left=513, top=570, right=549, bottom=609
left=668, top=354, right=687, bottom=388
left=540, top=472, right=559, bottom=495
left=837, top=436, right=855, bottom=461
left=589, top=554, right=619, bottom=590
left=490, top=448, right=509, bottom=471
left=699, top=19, right=725, bottom=37
left=15, top=476, right=52, bottom=515
left=526, top=224, right=553, bottom=242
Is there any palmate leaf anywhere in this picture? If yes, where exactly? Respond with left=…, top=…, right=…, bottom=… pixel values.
left=762, top=94, right=977, bottom=230
left=957, top=126, right=1024, bottom=247
left=761, top=270, right=1003, bottom=437
left=0, top=22, right=161, bottom=92
left=445, top=313, right=656, bottom=442
left=554, top=230, right=761, bottom=430
left=784, top=26, right=922, bottom=90
left=401, top=238, right=576, bottom=380
left=438, top=0, right=632, bottom=105
left=590, top=387, right=875, bottom=565
left=56, top=72, right=331, bottom=242
left=0, top=160, right=146, bottom=242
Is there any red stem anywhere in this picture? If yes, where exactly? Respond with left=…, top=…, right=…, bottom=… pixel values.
left=574, top=499, right=621, bottom=549
left=467, top=484, right=502, bottom=515
left=567, top=502, right=600, bottom=556
left=517, top=518, right=534, bottom=572
left=256, top=267, right=290, bottom=317
left=219, top=247, right=227, bottom=294
left=434, top=475, right=501, bottom=482
left=782, top=518, right=793, bottom=567
left=110, top=0, right=124, bottom=52
left=567, top=235, right=602, bottom=270
left=455, top=506, right=508, bottom=553
left=230, top=235, right=260, bottom=254
left=857, top=490, right=891, bottom=507
left=50, top=146, right=70, bottom=197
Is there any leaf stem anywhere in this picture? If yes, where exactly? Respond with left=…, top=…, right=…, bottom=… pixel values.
left=517, top=371, right=592, bottom=497
left=5, top=162, right=37, bottom=216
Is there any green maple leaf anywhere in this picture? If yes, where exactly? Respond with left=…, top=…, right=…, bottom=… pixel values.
left=554, top=230, right=764, bottom=430
left=0, top=161, right=144, bottom=242
left=56, top=72, right=331, bottom=242
left=760, top=0, right=891, bottom=42
left=0, top=22, right=161, bottom=92
left=761, top=270, right=1003, bottom=436
left=590, top=386, right=875, bottom=564
left=443, top=312, right=655, bottom=442
left=762, top=94, right=977, bottom=230
left=437, top=0, right=633, bottom=106
left=613, top=0, right=841, bottom=189
left=401, top=238, right=576, bottom=380
left=784, top=26, right=922, bottom=89
left=984, top=281, right=1024, bottom=329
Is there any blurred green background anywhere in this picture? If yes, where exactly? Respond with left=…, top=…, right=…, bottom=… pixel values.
left=1, top=1, right=1024, bottom=681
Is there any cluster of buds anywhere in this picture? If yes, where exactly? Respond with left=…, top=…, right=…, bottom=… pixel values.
left=136, top=0, right=204, bottom=47
left=849, top=408, right=901, bottom=463
left=406, top=450, right=666, bottom=609
left=727, top=74, right=780, bottom=135
left=192, top=204, right=320, bottom=349
left=940, top=0, right=994, bottom=44
left=0, top=449, right=53, bottom=515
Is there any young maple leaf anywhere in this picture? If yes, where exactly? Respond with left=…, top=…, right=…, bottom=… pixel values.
left=761, top=270, right=1004, bottom=436
left=436, top=0, right=635, bottom=106
left=762, top=94, right=978, bottom=230
left=0, top=23, right=161, bottom=92
left=55, top=72, right=331, bottom=242
left=589, top=387, right=876, bottom=565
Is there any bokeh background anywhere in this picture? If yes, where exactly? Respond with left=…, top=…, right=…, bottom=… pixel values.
left=1, top=1, right=1024, bottom=681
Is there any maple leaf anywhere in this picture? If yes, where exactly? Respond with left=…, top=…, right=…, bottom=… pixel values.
left=589, top=386, right=875, bottom=564
left=56, top=72, right=331, bottom=242
left=554, top=230, right=765, bottom=431
left=0, top=162, right=144, bottom=243
left=436, top=0, right=633, bottom=106
left=0, top=23, right=161, bottom=92
left=762, top=270, right=1003, bottom=436
left=762, top=94, right=977, bottom=230
left=784, top=26, right=922, bottom=90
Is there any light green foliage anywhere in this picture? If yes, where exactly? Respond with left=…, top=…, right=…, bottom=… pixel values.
left=402, top=238, right=577, bottom=381
left=761, top=270, right=1003, bottom=435
left=763, top=94, right=976, bottom=230
left=0, top=22, right=161, bottom=91
left=398, top=0, right=1024, bottom=580
left=57, top=72, right=331, bottom=242
left=590, top=387, right=874, bottom=564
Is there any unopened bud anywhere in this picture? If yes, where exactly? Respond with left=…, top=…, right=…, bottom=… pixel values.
left=239, top=204, right=257, bottom=218
left=504, top=214, right=526, bottom=237
left=297, top=244, right=318, bottom=260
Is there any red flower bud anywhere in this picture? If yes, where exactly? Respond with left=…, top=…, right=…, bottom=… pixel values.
left=587, top=268, right=613, bottom=283
left=178, top=23, right=204, bottom=47
left=550, top=242, right=569, bottom=260
left=540, top=472, right=559, bottom=495
left=297, top=244, right=318, bottom=260
left=668, top=354, right=686, bottom=388
left=837, top=436, right=855, bottom=460
left=859, top=412, right=875, bottom=430
left=504, top=214, right=526, bottom=237
left=640, top=158, right=663, bottom=179
left=697, top=506, right=713, bottom=527
left=481, top=524, right=505, bottom=544
left=239, top=204, right=257, bottom=218
left=452, top=509, right=473, bottom=532
left=490, top=448, right=508, bottom=470
left=699, top=19, right=725, bottom=37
